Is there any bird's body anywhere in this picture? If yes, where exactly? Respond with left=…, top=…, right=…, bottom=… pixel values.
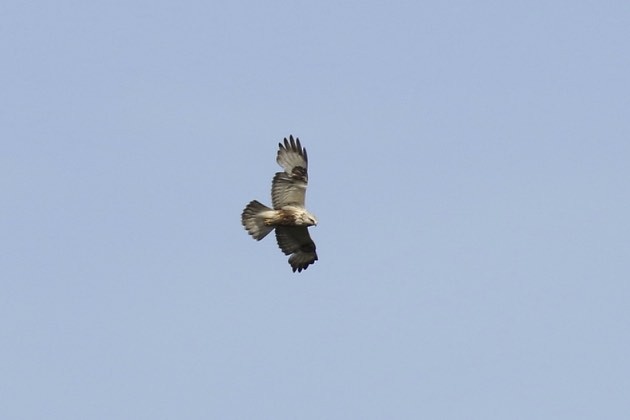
left=241, top=136, right=318, bottom=272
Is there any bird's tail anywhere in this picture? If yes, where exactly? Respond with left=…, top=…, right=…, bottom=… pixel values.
left=241, top=200, right=275, bottom=240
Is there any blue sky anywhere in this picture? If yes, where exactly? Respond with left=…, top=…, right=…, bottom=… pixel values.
left=2, top=1, right=629, bottom=418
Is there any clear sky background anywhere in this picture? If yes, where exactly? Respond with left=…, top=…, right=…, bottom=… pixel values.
left=2, top=1, right=629, bottom=419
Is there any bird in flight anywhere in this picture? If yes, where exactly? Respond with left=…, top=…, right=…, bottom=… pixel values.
left=241, top=135, right=318, bottom=272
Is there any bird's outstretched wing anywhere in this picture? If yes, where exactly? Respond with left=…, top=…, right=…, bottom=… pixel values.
left=275, top=226, right=318, bottom=272
left=272, top=135, right=308, bottom=209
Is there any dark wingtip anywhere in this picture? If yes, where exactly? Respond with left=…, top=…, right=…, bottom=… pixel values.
left=291, top=263, right=311, bottom=273
left=278, top=134, right=308, bottom=164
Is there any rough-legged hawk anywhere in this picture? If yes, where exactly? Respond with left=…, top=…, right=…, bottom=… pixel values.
left=241, top=135, right=318, bottom=272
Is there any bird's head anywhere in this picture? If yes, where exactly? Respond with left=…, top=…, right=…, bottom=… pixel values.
left=299, top=210, right=318, bottom=227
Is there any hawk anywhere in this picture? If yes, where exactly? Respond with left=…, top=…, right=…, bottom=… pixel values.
left=241, top=135, right=318, bottom=272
